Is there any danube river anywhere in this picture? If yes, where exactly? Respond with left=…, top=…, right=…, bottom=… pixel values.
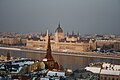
left=0, top=49, right=120, bottom=70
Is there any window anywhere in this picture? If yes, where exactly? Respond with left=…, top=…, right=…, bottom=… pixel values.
left=101, top=76, right=103, bottom=80
left=104, top=77, right=107, bottom=80
left=116, top=78, right=119, bottom=80
left=112, top=78, right=114, bottom=80
left=108, top=77, right=110, bottom=80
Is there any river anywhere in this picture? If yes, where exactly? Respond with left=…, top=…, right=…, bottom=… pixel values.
left=0, top=49, right=120, bottom=70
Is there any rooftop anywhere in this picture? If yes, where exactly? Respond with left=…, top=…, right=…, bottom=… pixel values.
left=55, top=23, right=63, bottom=33
left=85, top=62, right=120, bottom=76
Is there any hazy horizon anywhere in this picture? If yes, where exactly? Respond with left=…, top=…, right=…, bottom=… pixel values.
left=0, top=0, right=120, bottom=35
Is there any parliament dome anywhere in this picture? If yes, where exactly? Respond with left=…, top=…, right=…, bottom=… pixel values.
left=55, top=23, right=63, bottom=33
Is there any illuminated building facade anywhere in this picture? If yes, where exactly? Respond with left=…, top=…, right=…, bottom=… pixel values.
left=26, top=23, right=97, bottom=52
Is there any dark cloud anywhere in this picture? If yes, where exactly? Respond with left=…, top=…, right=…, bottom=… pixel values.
left=0, top=0, right=120, bottom=35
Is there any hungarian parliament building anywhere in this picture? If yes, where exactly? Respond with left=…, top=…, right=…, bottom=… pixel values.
left=26, top=23, right=96, bottom=52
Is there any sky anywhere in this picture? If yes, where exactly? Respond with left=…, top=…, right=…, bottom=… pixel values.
left=0, top=0, right=120, bottom=35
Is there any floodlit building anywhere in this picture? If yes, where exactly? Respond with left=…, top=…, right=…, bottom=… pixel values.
left=26, top=23, right=97, bottom=52
left=0, top=37, right=26, bottom=45
left=114, top=41, right=120, bottom=51
left=0, top=55, right=7, bottom=61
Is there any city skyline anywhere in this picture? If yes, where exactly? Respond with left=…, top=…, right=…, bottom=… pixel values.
left=0, top=0, right=120, bottom=35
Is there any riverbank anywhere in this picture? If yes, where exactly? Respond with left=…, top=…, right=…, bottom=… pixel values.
left=0, top=47, right=120, bottom=70
left=0, top=46, right=120, bottom=59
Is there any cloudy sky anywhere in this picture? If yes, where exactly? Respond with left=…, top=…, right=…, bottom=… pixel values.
left=0, top=0, right=120, bottom=35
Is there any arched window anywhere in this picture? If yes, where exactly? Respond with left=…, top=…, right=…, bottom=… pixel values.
left=116, top=78, right=119, bottom=80
left=112, top=78, right=114, bottom=80
left=108, top=77, right=110, bottom=80
left=104, top=77, right=107, bottom=80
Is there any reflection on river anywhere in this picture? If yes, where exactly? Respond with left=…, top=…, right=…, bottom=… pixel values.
left=0, top=49, right=120, bottom=70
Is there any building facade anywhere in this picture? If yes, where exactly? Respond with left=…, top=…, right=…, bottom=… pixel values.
left=114, top=41, right=120, bottom=51
left=85, top=62, right=120, bottom=80
left=26, top=23, right=97, bottom=52
left=0, top=37, right=26, bottom=46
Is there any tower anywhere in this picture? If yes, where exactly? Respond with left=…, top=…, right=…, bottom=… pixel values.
left=43, top=35, right=59, bottom=70
left=44, top=35, right=54, bottom=61
left=55, top=22, right=64, bottom=42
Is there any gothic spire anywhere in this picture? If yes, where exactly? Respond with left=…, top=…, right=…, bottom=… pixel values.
left=45, top=35, right=54, bottom=61
left=58, top=21, right=60, bottom=28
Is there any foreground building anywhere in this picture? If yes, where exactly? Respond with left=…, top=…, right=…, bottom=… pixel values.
left=27, top=23, right=96, bottom=52
left=85, top=62, right=120, bottom=80
left=0, top=34, right=63, bottom=80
